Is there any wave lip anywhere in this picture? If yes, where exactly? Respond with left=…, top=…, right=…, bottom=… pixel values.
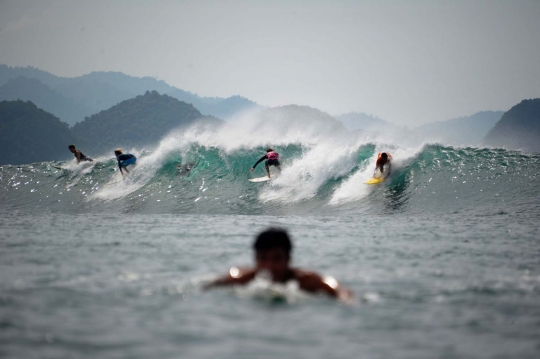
left=1, top=118, right=539, bottom=217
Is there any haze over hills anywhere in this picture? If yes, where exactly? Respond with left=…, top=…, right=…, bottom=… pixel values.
left=0, top=76, right=94, bottom=125
left=0, top=92, right=222, bottom=164
left=0, top=65, right=259, bottom=124
left=0, top=64, right=507, bottom=146
left=336, top=112, right=392, bottom=132
left=336, top=111, right=505, bottom=147
left=335, top=112, right=408, bottom=143
left=414, top=111, right=504, bottom=146
left=72, top=91, right=222, bottom=155
left=482, top=99, right=540, bottom=153
left=0, top=100, right=74, bottom=165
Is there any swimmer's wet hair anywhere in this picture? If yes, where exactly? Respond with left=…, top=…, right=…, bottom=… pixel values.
left=253, top=228, right=292, bottom=254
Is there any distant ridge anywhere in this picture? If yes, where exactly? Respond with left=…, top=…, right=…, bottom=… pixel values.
left=414, top=111, right=504, bottom=146
left=336, top=110, right=505, bottom=147
left=71, top=91, right=221, bottom=154
left=0, top=64, right=259, bottom=124
left=0, top=76, right=92, bottom=125
left=482, top=99, right=540, bottom=153
left=336, top=112, right=391, bottom=132
left=0, top=100, right=74, bottom=165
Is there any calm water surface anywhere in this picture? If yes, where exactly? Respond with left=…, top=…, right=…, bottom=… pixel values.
left=1, top=211, right=539, bottom=359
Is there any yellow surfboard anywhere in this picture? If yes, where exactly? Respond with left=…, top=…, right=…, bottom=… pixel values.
left=364, top=177, right=385, bottom=185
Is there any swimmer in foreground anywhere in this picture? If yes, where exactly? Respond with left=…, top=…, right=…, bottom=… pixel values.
left=114, top=148, right=137, bottom=176
left=68, top=144, right=93, bottom=164
left=205, top=228, right=353, bottom=301
left=250, top=148, right=281, bottom=178
left=374, top=152, right=392, bottom=179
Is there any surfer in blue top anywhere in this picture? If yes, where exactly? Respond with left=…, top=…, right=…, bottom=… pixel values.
left=250, top=148, right=281, bottom=178
left=114, top=148, right=137, bottom=175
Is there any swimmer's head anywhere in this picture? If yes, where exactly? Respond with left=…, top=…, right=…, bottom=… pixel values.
left=254, top=228, right=292, bottom=254
left=253, top=228, right=292, bottom=281
left=114, top=148, right=123, bottom=156
left=68, top=144, right=76, bottom=153
left=381, top=152, right=388, bottom=160
left=266, top=147, right=274, bottom=152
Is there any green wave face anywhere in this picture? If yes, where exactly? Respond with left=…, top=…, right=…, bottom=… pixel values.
left=1, top=140, right=539, bottom=217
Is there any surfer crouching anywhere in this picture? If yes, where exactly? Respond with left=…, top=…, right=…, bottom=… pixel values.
left=68, top=144, right=93, bottom=164
left=205, top=228, right=353, bottom=301
left=114, top=148, right=137, bottom=175
left=250, top=148, right=281, bottom=178
left=374, top=152, right=392, bottom=179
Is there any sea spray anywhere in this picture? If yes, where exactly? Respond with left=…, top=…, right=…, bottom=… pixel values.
left=1, top=108, right=539, bottom=217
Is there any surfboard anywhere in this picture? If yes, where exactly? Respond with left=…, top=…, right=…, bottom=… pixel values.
left=249, top=176, right=271, bottom=183
left=52, top=165, right=64, bottom=170
left=365, top=177, right=385, bottom=185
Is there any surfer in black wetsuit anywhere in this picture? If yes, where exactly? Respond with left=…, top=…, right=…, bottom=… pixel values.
left=205, top=228, right=353, bottom=301
left=250, top=148, right=281, bottom=178
left=114, top=148, right=137, bottom=175
left=68, top=145, right=93, bottom=164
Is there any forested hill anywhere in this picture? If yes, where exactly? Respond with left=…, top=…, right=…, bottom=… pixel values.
left=482, top=99, right=540, bottom=153
left=0, top=100, right=74, bottom=165
left=71, top=91, right=222, bottom=154
left=0, top=65, right=259, bottom=123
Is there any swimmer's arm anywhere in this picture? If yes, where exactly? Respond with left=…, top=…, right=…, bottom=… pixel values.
left=298, top=271, right=354, bottom=301
left=204, top=267, right=256, bottom=289
left=75, top=151, right=82, bottom=164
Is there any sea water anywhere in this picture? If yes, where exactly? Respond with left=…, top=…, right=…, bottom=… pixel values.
left=1, top=113, right=539, bottom=358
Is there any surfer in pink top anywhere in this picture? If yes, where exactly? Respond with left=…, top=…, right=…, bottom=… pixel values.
left=250, top=148, right=281, bottom=178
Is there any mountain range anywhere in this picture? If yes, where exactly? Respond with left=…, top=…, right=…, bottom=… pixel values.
left=1, top=64, right=538, bottom=166
left=337, top=111, right=504, bottom=147
left=0, top=65, right=258, bottom=125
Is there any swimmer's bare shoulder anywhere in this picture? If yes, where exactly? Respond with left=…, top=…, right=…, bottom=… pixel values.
left=292, top=268, right=353, bottom=301
left=206, top=267, right=353, bottom=301
left=205, top=267, right=256, bottom=288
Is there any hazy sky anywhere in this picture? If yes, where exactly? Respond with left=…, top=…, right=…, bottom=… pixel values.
left=1, top=0, right=539, bottom=126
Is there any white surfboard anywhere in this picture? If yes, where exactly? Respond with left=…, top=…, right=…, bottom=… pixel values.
left=249, top=176, right=271, bottom=183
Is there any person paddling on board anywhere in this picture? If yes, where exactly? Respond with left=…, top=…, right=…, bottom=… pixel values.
left=374, top=152, right=392, bottom=179
left=68, top=144, right=93, bottom=164
left=205, top=228, right=353, bottom=302
left=250, top=148, right=281, bottom=178
left=114, top=148, right=137, bottom=176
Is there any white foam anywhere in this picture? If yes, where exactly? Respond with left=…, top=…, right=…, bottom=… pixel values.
left=87, top=106, right=423, bottom=203
left=329, top=146, right=423, bottom=205
left=260, top=137, right=365, bottom=203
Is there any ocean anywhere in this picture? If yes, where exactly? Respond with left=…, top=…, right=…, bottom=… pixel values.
left=1, top=115, right=539, bottom=358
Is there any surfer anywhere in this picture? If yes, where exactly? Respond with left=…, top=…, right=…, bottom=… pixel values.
left=250, top=148, right=281, bottom=178
left=68, top=144, right=93, bottom=164
left=114, top=148, right=137, bottom=175
left=205, top=228, right=353, bottom=301
left=374, top=152, right=392, bottom=178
